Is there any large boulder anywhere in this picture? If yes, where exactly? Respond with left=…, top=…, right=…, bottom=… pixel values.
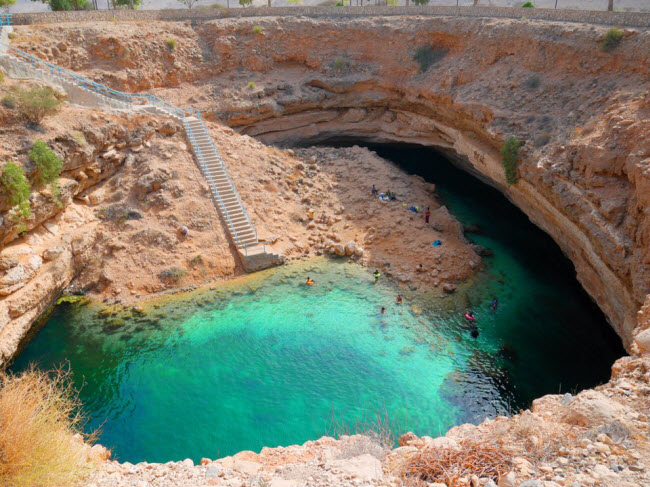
left=332, top=244, right=345, bottom=257
left=344, top=240, right=357, bottom=256
left=633, top=328, right=650, bottom=354
left=560, top=390, right=629, bottom=427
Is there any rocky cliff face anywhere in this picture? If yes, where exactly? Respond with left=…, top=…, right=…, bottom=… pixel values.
left=196, top=17, right=649, bottom=348
left=11, top=16, right=647, bottom=346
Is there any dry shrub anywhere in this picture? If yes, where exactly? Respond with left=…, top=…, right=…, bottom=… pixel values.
left=510, top=413, right=576, bottom=464
left=402, top=440, right=512, bottom=485
left=0, top=366, right=99, bottom=487
left=327, top=409, right=398, bottom=457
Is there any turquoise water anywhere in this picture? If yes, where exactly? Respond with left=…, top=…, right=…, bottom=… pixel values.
left=11, top=145, right=624, bottom=464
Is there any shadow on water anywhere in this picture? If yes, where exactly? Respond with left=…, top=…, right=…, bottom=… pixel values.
left=321, top=140, right=625, bottom=399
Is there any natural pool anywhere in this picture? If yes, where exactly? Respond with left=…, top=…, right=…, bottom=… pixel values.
left=11, top=145, right=624, bottom=464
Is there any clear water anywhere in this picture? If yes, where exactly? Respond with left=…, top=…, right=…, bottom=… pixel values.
left=11, top=145, right=624, bottom=464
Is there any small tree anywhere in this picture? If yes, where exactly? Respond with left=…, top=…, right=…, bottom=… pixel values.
left=176, top=0, right=199, bottom=8
left=239, top=0, right=252, bottom=6
left=600, top=28, right=623, bottom=51
left=110, top=0, right=141, bottom=8
left=0, top=162, right=32, bottom=228
left=16, top=86, right=63, bottom=125
left=29, top=140, right=63, bottom=205
left=413, top=0, right=429, bottom=4
left=500, top=136, right=523, bottom=185
left=608, top=0, right=614, bottom=11
left=0, top=0, right=17, bottom=12
left=32, top=0, right=90, bottom=11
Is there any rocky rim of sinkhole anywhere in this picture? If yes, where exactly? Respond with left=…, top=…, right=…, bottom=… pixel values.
left=0, top=13, right=649, bottom=487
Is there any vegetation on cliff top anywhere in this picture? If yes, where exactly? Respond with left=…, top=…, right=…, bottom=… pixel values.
left=0, top=366, right=98, bottom=487
left=501, top=136, right=523, bottom=185
left=601, top=28, right=623, bottom=52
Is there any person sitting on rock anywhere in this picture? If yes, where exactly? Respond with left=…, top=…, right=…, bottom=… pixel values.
left=371, top=184, right=377, bottom=195
left=373, top=270, right=381, bottom=281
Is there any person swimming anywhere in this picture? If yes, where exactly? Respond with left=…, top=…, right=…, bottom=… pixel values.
left=491, top=298, right=498, bottom=310
left=396, top=295, right=403, bottom=304
left=465, top=311, right=476, bottom=323
left=381, top=307, right=386, bottom=314
left=373, top=270, right=381, bottom=281
left=305, top=277, right=314, bottom=285
left=470, top=327, right=479, bottom=339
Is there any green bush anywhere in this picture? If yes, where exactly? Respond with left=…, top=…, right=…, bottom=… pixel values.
left=29, top=140, right=63, bottom=205
left=252, top=25, right=264, bottom=34
left=413, top=0, right=429, bottom=4
left=332, top=57, right=347, bottom=70
left=247, top=81, right=256, bottom=89
left=1, top=162, right=32, bottom=228
left=600, top=28, right=623, bottom=52
left=239, top=0, right=252, bottom=6
left=413, top=46, right=449, bottom=73
left=16, top=86, right=63, bottom=125
left=0, top=71, right=4, bottom=84
left=166, top=38, right=176, bottom=51
left=521, top=1, right=534, bottom=7
left=500, top=136, right=523, bottom=185
left=159, top=267, right=187, bottom=283
left=44, top=0, right=91, bottom=11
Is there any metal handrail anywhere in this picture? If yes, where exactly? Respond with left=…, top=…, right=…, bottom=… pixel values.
left=0, top=40, right=200, bottom=117
left=1, top=33, right=260, bottom=253
left=185, top=130, right=240, bottom=247
left=0, top=14, right=11, bottom=27
left=190, top=119, right=258, bottom=245
left=182, top=119, right=254, bottom=249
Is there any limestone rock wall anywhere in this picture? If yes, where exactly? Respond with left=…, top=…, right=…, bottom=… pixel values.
left=187, top=16, right=647, bottom=348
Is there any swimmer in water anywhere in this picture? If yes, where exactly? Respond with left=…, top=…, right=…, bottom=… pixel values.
left=491, top=298, right=498, bottom=311
left=381, top=307, right=386, bottom=314
left=470, top=328, right=479, bottom=339
left=305, top=277, right=314, bottom=285
left=465, top=311, right=476, bottom=323
left=396, top=295, right=403, bottom=304
left=373, top=270, right=381, bottom=281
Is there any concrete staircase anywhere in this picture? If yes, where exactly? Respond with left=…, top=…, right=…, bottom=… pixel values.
left=0, top=19, right=283, bottom=271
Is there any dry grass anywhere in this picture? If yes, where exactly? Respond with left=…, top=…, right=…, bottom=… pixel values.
left=327, top=409, right=400, bottom=457
left=509, top=412, right=576, bottom=464
left=402, top=440, right=512, bottom=485
left=0, top=366, right=99, bottom=487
